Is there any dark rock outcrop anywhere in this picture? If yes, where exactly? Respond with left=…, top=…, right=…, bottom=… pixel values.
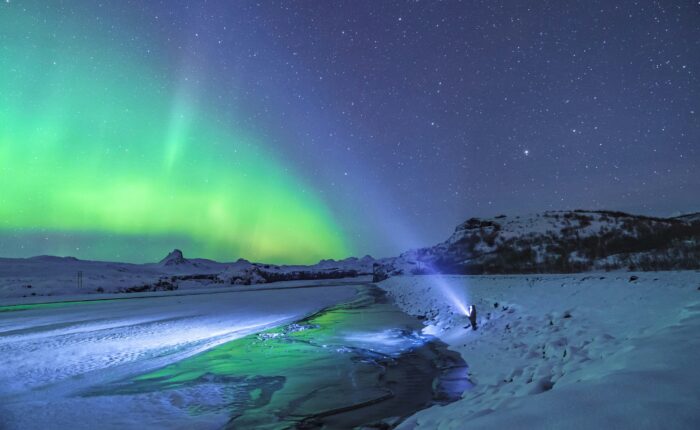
left=159, top=249, right=188, bottom=266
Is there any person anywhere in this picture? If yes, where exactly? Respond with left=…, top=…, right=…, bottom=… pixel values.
left=467, top=305, right=477, bottom=330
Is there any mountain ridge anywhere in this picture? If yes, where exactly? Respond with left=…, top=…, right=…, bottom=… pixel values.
left=373, top=209, right=700, bottom=279
left=3, top=209, right=699, bottom=298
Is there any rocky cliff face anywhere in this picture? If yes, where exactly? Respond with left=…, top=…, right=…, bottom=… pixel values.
left=375, top=210, right=700, bottom=276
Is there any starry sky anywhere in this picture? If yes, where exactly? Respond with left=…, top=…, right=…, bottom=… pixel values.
left=1, top=1, right=698, bottom=263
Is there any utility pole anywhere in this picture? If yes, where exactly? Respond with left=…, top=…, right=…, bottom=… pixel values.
left=77, top=271, right=83, bottom=289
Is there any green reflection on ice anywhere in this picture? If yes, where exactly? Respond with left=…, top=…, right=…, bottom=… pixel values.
left=91, top=287, right=447, bottom=429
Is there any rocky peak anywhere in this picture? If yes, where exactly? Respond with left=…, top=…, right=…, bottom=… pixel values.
left=159, top=249, right=188, bottom=266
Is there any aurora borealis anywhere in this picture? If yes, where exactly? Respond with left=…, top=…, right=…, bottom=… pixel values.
left=0, top=3, right=348, bottom=263
left=1, top=1, right=699, bottom=263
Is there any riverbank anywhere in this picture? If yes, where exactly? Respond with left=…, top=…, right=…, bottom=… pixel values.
left=379, top=271, right=700, bottom=429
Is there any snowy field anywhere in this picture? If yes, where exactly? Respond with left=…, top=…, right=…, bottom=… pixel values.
left=0, top=254, right=374, bottom=300
left=380, top=271, right=700, bottom=429
left=0, top=283, right=356, bottom=429
left=3, top=271, right=699, bottom=429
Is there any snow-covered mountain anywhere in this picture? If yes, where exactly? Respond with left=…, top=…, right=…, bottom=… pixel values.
left=374, top=210, right=700, bottom=279
left=214, top=255, right=375, bottom=285
left=0, top=249, right=375, bottom=299
left=3, top=209, right=698, bottom=298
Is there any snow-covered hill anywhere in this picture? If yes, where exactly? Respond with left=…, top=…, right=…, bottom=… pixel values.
left=375, top=210, right=700, bottom=278
left=4, top=209, right=699, bottom=299
left=214, top=255, right=375, bottom=285
left=0, top=250, right=374, bottom=299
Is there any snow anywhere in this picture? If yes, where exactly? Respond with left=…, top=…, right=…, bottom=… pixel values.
left=4, top=252, right=698, bottom=428
left=448, top=211, right=623, bottom=243
left=379, top=271, right=700, bottom=429
left=377, top=209, right=700, bottom=280
left=0, top=283, right=357, bottom=429
left=0, top=252, right=373, bottom=299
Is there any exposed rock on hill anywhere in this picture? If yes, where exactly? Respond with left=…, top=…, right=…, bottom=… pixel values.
left=158, top=249, right=188, bottom=266
left=376, top=210, right=700, bottom=276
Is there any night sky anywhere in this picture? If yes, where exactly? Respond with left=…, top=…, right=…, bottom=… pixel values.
left=1, top=1, right=698, bottom=263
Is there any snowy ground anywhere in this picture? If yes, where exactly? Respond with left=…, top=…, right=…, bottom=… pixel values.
left=0, top=283, right=357, bottom=429
left=0, top=254, right=373, bottom=299
left=379, top=271, right=700, bottom=429
left=4, top=271, right=699, bottom=429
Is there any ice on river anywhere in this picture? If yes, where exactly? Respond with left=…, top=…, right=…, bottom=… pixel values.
left=0, top=284, right=356, bottom=429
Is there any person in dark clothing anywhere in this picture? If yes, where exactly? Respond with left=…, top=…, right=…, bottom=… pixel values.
left=467, top=305, right=477, bottom=330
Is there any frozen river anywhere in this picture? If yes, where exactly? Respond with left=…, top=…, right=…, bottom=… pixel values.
left=0, top=283, right=468, bottom=429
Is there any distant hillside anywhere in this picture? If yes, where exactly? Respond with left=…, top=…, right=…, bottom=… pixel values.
left=4, top=209, right=699, bottom=299
left=0, top=250, right=374, bottom=299
left=375, top=210, right=700, bottom=278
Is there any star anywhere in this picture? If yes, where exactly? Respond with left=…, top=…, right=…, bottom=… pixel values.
left=1, top=0, right=697, bottom=263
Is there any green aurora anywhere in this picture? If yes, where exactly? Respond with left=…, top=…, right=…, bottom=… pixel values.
left=0, top=7, right=350, bottom=263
